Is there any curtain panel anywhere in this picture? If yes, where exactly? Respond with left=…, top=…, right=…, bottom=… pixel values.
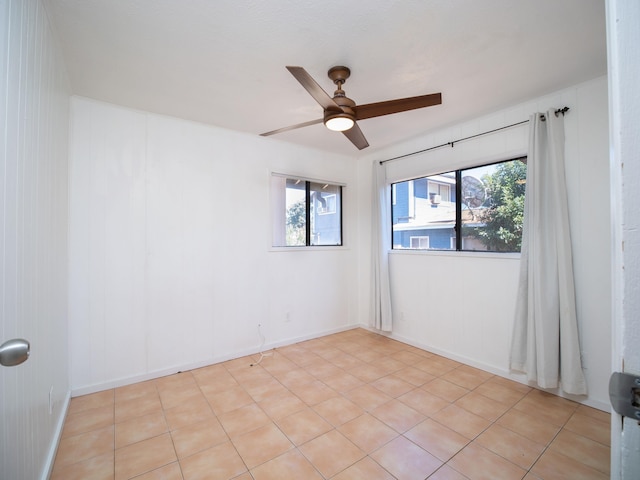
left=510, top=110, right=587, bottom=395
left=371, top=161, right=393, bottom=332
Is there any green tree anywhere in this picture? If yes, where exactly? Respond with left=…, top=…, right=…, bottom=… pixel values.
left=465, top=160, right=527, bottom=252
left=286, top=199, right=306, bottom=246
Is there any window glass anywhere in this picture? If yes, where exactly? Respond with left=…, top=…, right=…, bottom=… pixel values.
left=391, top=158, right=526, bottom=252
left=392, top=172, right=456, bottom=250
left=285, top=178, right=306, bottom=246
left=461, top=159, right=527, bottom=252
left=310, top=182, right=341, bottom=246
left=272, top=175, right=343, bottom=247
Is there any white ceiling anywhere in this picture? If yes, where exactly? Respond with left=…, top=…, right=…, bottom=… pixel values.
left=45, top=0, right=607, bottom=156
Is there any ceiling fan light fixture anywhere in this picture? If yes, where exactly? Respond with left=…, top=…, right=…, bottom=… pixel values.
left=260, top=66, right=442, bottom=150
left=324, top=113, right=354, bottom=132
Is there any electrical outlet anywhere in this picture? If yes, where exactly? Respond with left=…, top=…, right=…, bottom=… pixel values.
left=285, top=312, right=291, bottom=323
left=49, top=385, right=54, bottom=415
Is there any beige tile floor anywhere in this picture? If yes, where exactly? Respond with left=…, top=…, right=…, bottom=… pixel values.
left=51, top=328, right=611, bottom=480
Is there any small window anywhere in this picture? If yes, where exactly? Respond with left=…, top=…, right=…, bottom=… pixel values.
left=391, top=157, right=526, bottom=252
left=410, top=236, right=430, bottom=249
left=272, top=175, right=343, bottom=247
left=428, top=179, right=451, bottom=202
left=317, top=193, right=337, bottom=215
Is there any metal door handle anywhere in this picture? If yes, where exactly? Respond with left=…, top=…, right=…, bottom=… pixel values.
left=0, top=339, right=30, bottom=367
left=609, top=371, right=640, bottom=420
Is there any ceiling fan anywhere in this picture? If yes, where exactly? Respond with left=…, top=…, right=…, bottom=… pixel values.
left=260, top=66, right=442, bottom=150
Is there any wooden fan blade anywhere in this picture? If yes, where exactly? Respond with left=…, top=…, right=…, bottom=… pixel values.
left=260, top=118, right=324, bottom=137
left=286, top=66, right=342, bottom=111
left=342, top=122, right=369, bottom=150
left=354, top=93, right=442, bottom=120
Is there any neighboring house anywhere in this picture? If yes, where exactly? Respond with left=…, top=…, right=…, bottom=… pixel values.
left=311, top=187, right=341, bottom=245
left=392, top=174, right=486, bottom=250
left=280, top=179, right=342, bottom=246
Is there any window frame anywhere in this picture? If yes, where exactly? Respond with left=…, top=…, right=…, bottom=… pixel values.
left=271, top=173, right=345, bottom=249
left=390, top=156, right=527, bottom=253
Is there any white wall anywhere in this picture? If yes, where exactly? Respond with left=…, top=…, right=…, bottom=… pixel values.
left=0, top=1, right=71, bottom=479
left=358, top=76, right=611, bottom=410
left=68, top=97, right=359, bottom=394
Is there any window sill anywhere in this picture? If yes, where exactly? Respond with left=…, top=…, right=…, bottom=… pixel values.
left=389, top=249, right=520, bottom=260
left=269, top=245, right=349, bottom=253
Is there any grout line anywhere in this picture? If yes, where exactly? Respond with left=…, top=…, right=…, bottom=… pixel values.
left=53, top=329, right=611, bottom=479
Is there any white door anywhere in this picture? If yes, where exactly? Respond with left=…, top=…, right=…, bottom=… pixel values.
left=607, top=1, right=640, bottom=478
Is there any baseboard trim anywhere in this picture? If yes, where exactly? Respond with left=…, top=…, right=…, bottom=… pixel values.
left=71, top=324, right=359, bottom=397
left=40, top=390, right=71, bottom=480
left=362, top=324, right=611, bottom=412
left=70, top=322, right=610, bottom=413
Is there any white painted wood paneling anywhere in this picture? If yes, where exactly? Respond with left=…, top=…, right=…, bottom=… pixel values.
left=607, top=0, right=640, bottom=477
left=0, top=1, right=71, bottom=479
left=68, top=97, right=358, bottom=393
left=68, top=99, right=148, bottom=387
left=359, top=77, right=611, bottom=410
left=388, top=252, right=519, bottom=371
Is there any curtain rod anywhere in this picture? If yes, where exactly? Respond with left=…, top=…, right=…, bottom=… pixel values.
left=379, top=106, right=570, bottom=165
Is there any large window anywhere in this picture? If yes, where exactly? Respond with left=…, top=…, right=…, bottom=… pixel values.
left=391, top=157, right=526, bottom=252
left=272, top=175, right=343, bottom=247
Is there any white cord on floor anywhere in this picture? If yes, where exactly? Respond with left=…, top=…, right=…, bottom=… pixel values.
left=250, top=323, right=272, bottom=366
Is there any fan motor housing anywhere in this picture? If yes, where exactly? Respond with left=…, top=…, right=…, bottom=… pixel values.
left=333, top=95, right=355, bottom=110
left=325, top=96, right=355, bottom=125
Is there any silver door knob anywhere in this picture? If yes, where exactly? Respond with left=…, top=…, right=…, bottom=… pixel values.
left=0, top=338, right=30, bottom=367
